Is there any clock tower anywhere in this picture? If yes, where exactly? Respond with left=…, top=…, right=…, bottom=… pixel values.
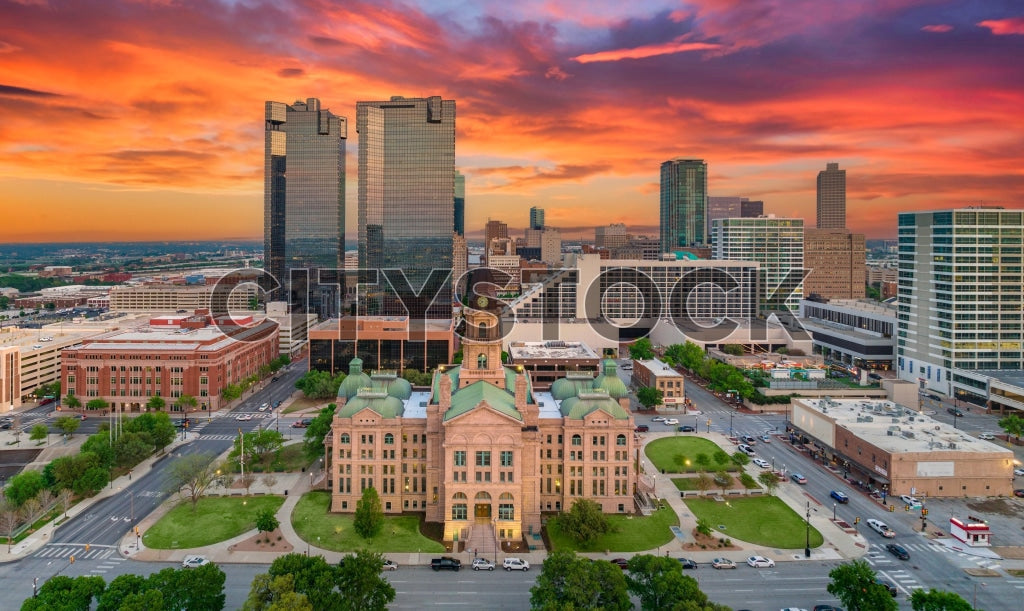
left=457, top=293, right=506, bottom=389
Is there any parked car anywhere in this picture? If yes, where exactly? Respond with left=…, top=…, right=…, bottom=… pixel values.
left=430, top=557, right=461, bottom=571
left=978, top=432, right=995, bottom=440
left=677, top=557, right=698, bottom=570
left=678, top=425, right=696, bottom=432
left=741, top=435, right=757, bottom=445
left=790, top=473, right=807, bottom=484
left=664, top=418, right=679, bottom=426
left=746, top=555, right=775, bottom=568
left=752, top=458, right=770, bottom=469
left=947, top=407, right=964, bottom=417
left=899, top=494, right=919, bottom=506
left=866, top=518, right=896, bottom=538
left=1013, top=489, right=1024, bottom=498
left=875, top=577, right=898, bottom=596
left=503, top=557, right=530, bottom=571
left=634, top=424, right=650, bottom=433
left=886, top=543, right=910, bottom=560
left=759, top=434, right=771, bottom=443
left=1014, top=468, right=1024, bottom=477
left=471, top=558, right=495, bottom=571
left=651, top=416, right=666, bottom=422
left=738, top=444, right=757, bottom=457
left=381, top=559, right=399, bottom=571
left=711, top=558, right=736, bottom=569
left=290, top=420, right=307, bottom=428
left=830, top=490, right=849, bottom=504
left=812, top=605, right=844, bottom=611
left=182, top=555, right=209, bottom=568
left=609, top=558, right=629, bottom=570
left=273, top=400, right=282, bottom=408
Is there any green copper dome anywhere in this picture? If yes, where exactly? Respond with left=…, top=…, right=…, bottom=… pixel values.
left=337, top=358, right=372, bottom=400
left=338, top=389, right=404, bottom=419
left=550, top=377, right=577, bottom=401
left=371, top=373, right=413, bottom=400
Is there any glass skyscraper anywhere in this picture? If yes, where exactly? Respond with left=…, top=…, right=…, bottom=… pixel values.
left=357, top=96, right=456, bottom=317
left=660, top=158, right=707, bottom=252
left=264, top=98, right=347, bottom=318
left=454, top=170, right=465, bottom=236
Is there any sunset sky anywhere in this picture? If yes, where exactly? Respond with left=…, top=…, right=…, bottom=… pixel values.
left=1, top=0, right=1023, bottom=243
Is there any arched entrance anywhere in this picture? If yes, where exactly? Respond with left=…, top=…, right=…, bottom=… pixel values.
left=474, top=491, right=491, bottom=519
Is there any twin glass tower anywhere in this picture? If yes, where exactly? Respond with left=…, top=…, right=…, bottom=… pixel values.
left=264, top=96, right=456, bottom=319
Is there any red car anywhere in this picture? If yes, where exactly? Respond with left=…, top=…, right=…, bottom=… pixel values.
left=1014, top=489, right=1024, bottom=498
left=609, top=558, right=629, bottom=570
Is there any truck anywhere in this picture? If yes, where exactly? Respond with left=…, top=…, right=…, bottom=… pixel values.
left=430, top=556, right=461, bottom=571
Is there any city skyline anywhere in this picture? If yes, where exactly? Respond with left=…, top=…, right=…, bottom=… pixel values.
left=2, top=1, right=1023, bottom=243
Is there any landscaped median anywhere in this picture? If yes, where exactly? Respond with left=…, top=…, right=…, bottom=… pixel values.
left=292, top=491, right=444, bottom=553
left=546, top=505, right=678, bottom=552
left=683, top=496, right=823, bottom=549
left=143, top=495, right=285, bottom=548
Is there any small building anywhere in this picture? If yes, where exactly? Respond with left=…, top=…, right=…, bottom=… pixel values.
left=632, top=358, right=685, bottom=406
left=506, top=341, right=601, bottom=389
left=949, top=516, right=992, bottom=547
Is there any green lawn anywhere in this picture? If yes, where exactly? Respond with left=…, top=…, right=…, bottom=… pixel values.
left=143, top=495, right=285, bottom=549
left=672, top=478, right=698, bottom=491
left=547, top=505, right=679, bottom=552
left=292, top=491, right=444, bottom=553
left=645, top=437, right=738, bottom=473
left=683, top=496, right=823, bottom=549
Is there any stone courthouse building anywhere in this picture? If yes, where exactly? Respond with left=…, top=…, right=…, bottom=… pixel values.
left=326, top=297, right=638, bottom=544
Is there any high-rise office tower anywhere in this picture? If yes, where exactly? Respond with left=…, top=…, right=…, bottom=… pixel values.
left=803, top=229, right=866, bottom=299
left=264, top=98, right=347, bottom=318
left=595, top=223, right=629, bottom=249
left=712, top=216, right=804, bottom=311
left=707, top=196, right=764, bottom=236
left=529, top=207, right=545, bottom=230
left=897, top=209, right=1024, bottom=393
left=357, top=96, right=456, bottom=316
left=454, top=170, right=465, bottom=236
left=660, top=158, right=708, bottom=252
left=816, top=162, right=846, bottom=229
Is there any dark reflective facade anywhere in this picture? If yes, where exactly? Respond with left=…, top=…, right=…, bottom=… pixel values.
left=357, top=96, right=455, bottom=318
left=264, top=98, right=346, bottom=318
left=659, top=158, right=707, bottom=251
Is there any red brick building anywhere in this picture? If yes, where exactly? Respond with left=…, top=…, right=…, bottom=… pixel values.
left=61, top=311, right=278, bottom=413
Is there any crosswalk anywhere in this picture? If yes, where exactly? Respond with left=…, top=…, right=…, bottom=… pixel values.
left=877, top=567, right=921, bottom=595
left=1008, top=579, right=1024, bottom=591
left=36, top=543, right=118, bottom=561
left=865, top=542, right=1002, bottom=572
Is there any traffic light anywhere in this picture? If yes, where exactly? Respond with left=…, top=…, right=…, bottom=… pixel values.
left=84, top=544, right=90, bottom=552
left=854, top=517, right=860, bottom=524
left=135, top=526, right=140, bottom=535
left=922, top=508, right=929, bottom=516
left=69, top=555, right=75, bottom=563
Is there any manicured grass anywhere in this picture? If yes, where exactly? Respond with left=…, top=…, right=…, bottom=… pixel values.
left=143, top=495, right=285, bottom=549
left=547, top=505, right=679, bottom=552
left=683, top=496, right=823, bottom=549
left=292, top=491, right=444, bottom=553
left=672, top=478, right=698, bottom=491
left=645, top=436, right=738, bottom=473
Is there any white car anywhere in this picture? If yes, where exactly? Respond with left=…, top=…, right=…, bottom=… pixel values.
left=752, top=458, right=770, bottom=469
left=900, top=494, right=919, bottom=506
left=867, top=518, right=896, bottom=538
left=182, top=555, right=209, bottom=568
left=258, top=403, right=269, bottom=412
left=978, top=432, right=995, bottom=440
left=235, top=413, right=252, bottom=421
left=746, top=555, right=775, bottom=568
left=1014, top=468, right=1024, bottom=477
left=651, top=416, right=666, bottom=423
left=381, top=559, right=399, bottom=571
left=503, top=557, right=529, bottom=571
left=472, top=558, right=495, bottom=571
left=759, top=434, right=771, bottom=443
left=664, top=418, right=679, bottom=426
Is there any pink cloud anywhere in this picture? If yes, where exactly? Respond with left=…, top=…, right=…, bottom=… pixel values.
left=921, top=24, right=953, bottom=33
left=572, top=40, right=721, bottom=63
left=978, top=17, right=1024, bottom=35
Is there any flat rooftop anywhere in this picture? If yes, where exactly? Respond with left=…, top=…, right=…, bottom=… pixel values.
left=795, top=398, right=1011, bottom=455
left=959, top=369, right=1024, bottom=388
left=508, top=341, right=600, bottom=360
left=636, top=358, right=683, bottom=377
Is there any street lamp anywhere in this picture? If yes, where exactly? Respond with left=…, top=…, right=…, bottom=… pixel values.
left=973, top=581, right=986, bottom=610
left=729, top=411, right=734, bottom=438
left=804, top=501, right=811, bottom=558
left=833, top=503, right=837, bottom=521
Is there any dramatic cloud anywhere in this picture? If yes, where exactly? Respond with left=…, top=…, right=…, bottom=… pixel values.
left=572, top=39, right=721, bottom=63
left=977, top=17, right=1024, bottom=35
left=0, top=83, right=61, bottom=97
left=921, top=24, right=953, bottom=32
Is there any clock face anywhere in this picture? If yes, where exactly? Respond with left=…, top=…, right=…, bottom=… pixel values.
left=476, top=296, right=489, bottom=308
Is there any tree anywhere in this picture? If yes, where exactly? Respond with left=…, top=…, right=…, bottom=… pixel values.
left=694, top=473, right=713, bottom=496
left=81, top=434, right=116, bottom=469
left=29, top=423, right=48, bottom=445
left=758, top=471, right=781, bottom=495
left=712, top=449, right=730, bottom=466
left=222, top=384, right=243, bottom=402
left=267, top=553, right=345, bottom=610
left=626, top=554, right=723, bottom=611
left=58, top=488, right=74, bottom=518
left=114, top=589, right=164, bottom=611
left=354, top=487, right=384, bottom=538
left=910, top=588, right=972, bottom=611
left=147, top=395, right=166, bottom=411
left=86, top=398, right=109, bottom=412
left=336, top=549, right=397, bottom=611
left=557, top=498, right=610, bottom=544
left=97, top=574, right=150, bottom=611
left=261, top=474, right=278, bottom=491
left=20, top=575, right=106, bottom=611
left=827, top=559, right=898, bottom=611
left=63, top=394, right=82, bottom=410
left=175, top=394, right=198, bottom=412
left=4, top=470, right=45, bottom=507
left=722, top=344, right=744, bottom=356
left=731, top=451, right=750, bottom=468
left=303, top=403, right=337, bottom=461
left=55, top=416, right=81, bottom=437
left=166, top=452, right=219, bottom=512
left=714, top=470, right=732, bottom=495
left=239, top=472, right=257, bottom=496
left=255, top=508, right=280, bottom=536
left=636, top=386, right=663, bottom=409
left=294, top=370, right=345, bottom=400
left=76, top=466, right=109, bottom=496
left=242, top=573, right=313, bottom=611
left=126, top=411, right=175, bottom=452
left=530, top=550, right=630, bottom=611
left=694, top=453, right=711, bottom=472
left=998, top=413, right=1024, bottom=442
left=147, top=562, right=226, bottom=611
left=695, top=517, right=713, bottom=537
left=628, top=337, right=655, bottom=360
left=1, top=498, right=21, bottom=553
left=113, top=431, right=152, bottom=468
left=679, top=341, right=705, bottom=371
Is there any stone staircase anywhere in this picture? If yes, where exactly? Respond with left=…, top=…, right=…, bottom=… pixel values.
left=465, top=521, right=498, bottom=559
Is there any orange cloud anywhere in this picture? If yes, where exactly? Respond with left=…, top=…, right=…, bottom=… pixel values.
left=977, top=17, right=1024, bottom=35
left=921, top=24, right=953, bottom=33
left=572, top=40, right=721, bottom=63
